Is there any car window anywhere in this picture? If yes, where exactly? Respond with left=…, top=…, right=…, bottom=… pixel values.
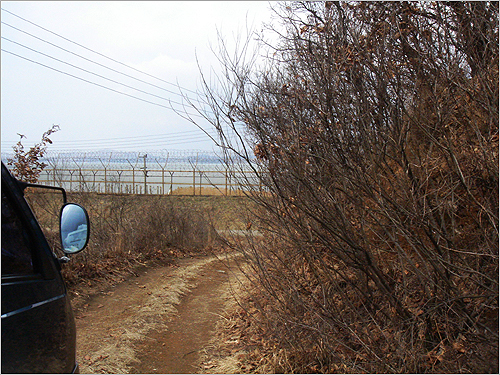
left=1, top=190, right=35, bottom=276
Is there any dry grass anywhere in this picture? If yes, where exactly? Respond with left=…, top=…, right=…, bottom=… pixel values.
left=197, top=261, right=262, bottom=374
left=171, top=186, right=247, bottom=196
left=24, top=191, right=252, bottom=288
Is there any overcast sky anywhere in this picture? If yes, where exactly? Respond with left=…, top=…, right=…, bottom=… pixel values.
left=1, top=1, right=273, bottom=154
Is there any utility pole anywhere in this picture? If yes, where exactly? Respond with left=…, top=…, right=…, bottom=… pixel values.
left=139, top=153, right=147, bottom=194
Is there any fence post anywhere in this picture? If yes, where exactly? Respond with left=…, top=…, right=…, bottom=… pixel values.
left=79, top=167, right=83, bottom=192
left=169, top=171, right=174, bottom=195
left=139, top=154, right=147, bottom=195
left=132, top=167, right=135, bottom=194
left=225, top=168, right=228, bottom=196
left=104, top=167, right=107, bottom=193
left=199, top=171, right=202, bottom=195
left=117, top=170, right=123, bottom=194
left=162, top=168, right=165, bottom=195
left=193, top=168, right=196, bottom=196
left=69, top=171, right=73, bottom=192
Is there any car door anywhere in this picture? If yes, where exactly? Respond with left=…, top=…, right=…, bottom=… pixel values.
left=1, top=164, right=77, bottom=373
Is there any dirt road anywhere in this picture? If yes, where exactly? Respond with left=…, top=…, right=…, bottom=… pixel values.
left=72, top=254, right=243, bottom=374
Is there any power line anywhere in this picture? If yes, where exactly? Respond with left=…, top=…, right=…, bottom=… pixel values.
left=1, top=136, right=218, bottom=150
left=56, top=126, right=241, bottom=143
left=2, top=131, right=220, bottom=148
left=0, top=8, right=244, bottom=151
left=1, top=127, right=243, bottom=147
left=2, top=128, right=215, bottom=145
left=1, top=36, right=195, bottom=108
left=1, top=21, right=206, bottom=106
left=1, top=127, right=244, bottom=154
left=1, top=130, right=218, bottom=147
left=1, top=48, right=206, bottom=119
left=27, top=135, right=220, bottom=150
left=1, top=7, right=200, bottom=96
left=0, top=44, right=243, bottom=146
left=1, top=126, right=244, bottom=150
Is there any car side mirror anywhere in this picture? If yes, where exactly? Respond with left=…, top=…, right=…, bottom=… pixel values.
left=60, top=203, right=90, bottom=254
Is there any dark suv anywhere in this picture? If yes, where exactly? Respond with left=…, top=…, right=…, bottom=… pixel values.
left=1, top=162, right=90, bottom=373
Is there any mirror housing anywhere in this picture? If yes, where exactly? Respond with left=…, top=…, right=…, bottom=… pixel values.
left=60, top=203, right=90, bottom=254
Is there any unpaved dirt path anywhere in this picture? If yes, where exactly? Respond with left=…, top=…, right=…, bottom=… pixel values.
left=73, top=254, right=243, bottom=374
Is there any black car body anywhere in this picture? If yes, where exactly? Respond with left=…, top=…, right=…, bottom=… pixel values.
left=1, top=162, right=89, bottom=373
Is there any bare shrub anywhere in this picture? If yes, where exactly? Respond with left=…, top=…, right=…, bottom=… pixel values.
left=7, top=124, right=60, bottom=182
left=24, top=192, right=218, bottom=285
left=188, top=1, right=498, bottom=373
left=122, top=195, right=217, bottom=255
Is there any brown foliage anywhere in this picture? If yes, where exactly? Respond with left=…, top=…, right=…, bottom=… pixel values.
left=193, top=1, right=498, bottom=373
left=7, top=124, right=60, bottom=183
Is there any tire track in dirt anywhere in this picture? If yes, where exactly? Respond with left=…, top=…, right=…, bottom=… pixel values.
left=73, top=254, right=243, bottom=374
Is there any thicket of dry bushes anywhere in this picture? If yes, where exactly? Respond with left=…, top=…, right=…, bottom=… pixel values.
left=190, top=1, right=499, bottom=373
left=25, top=192, right=219, bottom=286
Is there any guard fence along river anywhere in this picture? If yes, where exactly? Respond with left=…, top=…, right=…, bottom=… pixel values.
left=1, top=150, right=263, bottom=196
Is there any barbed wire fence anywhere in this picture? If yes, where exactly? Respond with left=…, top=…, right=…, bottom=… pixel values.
left=1, top=150, right=263, bottom=196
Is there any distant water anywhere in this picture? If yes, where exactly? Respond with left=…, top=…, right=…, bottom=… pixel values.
left=1, top=149, right=255, bottom=170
